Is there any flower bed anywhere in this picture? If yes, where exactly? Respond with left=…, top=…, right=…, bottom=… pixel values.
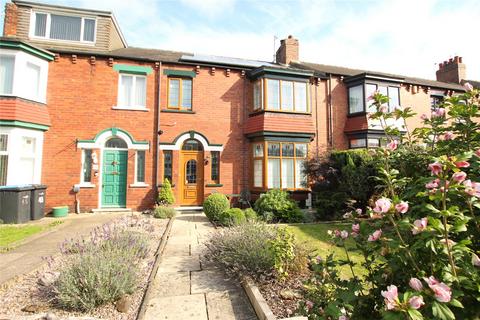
left=0, top=214, right=167, bottom=320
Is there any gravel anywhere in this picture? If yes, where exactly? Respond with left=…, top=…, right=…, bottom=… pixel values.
left=0, top=214, right=168, bottom=320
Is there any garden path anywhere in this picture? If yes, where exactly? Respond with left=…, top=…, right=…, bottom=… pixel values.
left=144, top=211, right=257, bottom=320
left=0, top=212, right=126, bottom=285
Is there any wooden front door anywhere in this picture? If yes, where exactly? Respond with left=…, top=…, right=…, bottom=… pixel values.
left=102, top=150, right=127, bottom=207
left=180, top=151, right=204, bottom=205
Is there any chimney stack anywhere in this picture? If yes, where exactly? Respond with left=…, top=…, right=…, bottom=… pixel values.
left=436, top=56, right=466, bottom=84
left=275, top=35, right=299, bottom=65
left=3, top=3, right=18, bottom=37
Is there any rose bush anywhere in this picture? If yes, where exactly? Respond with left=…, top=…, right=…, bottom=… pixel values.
left=299, top=84, right=480, bottom=319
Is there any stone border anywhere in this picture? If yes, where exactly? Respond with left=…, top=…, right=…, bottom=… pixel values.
left=241, top=276, right=276, bottom=320
left=136, top=216, right=175, bottom=320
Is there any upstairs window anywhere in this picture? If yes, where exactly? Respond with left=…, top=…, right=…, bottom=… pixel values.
left=117, top=74, right=147, bottom=109
left=349, top=82, right=400, bottom=115
left=168, top=78, right=192, bottom=110
left=31, top=12, right=96, bottom=43
left=254, top=78, right=309, bottom=113
left=0, top=56, right=14, bottom=95
left=349, top=85, right=364, bottom=114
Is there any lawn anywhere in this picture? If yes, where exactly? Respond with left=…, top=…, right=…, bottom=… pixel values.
left=288, top=222, right=365, bottom=278
left=0, top=221, right=64, bottom=252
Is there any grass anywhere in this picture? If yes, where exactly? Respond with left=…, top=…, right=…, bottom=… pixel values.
left=0, top=221, right=64, bottom=252
left=288, top=222, right=365, bottom=278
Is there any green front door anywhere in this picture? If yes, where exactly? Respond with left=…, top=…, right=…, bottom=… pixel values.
left=102, top=150, right=127, bottom=207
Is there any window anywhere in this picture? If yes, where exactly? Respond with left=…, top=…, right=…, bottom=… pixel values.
left=211, top=151, right=219, bottom=182
left=182, top=139, right=203, bottom=151
left=168, top=78, right=192, bottom=110
left=81, top=149, right=92, bottom=183
left=257, top=79, right=308, bottom=113
left=105, top=137, right=128, bottom=148
left=0, top=134, right=8, bottom=186
left=0, top=55, right=14, bottom=95
left=252, top=141, right=308, bottom=190
left=117, top=74, right=147, bottom=109
left=32, top=12, right=96, bottom=43
left=186, top=160, right=197, bottom=183
left=136, top=151, right=145, bottom=183
left=19, top=137, right=36, bottom=184
left=430, top=95, right=443, bottom=111
left=25, top=62, right=41, bottom=100
left=164, top=151, right=172, bottom=182
left=349, top=85, right=364, bottom=114
left=349, top=138, right=366, bottom=149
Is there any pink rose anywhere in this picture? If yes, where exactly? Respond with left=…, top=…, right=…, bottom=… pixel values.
left=426, top=179, right=439, bottom=189
left=428, top=162, right=443, bottom=176
left=409, top=277, right=423, bottom=291
left=431, top=108, right=445, bottom=118
left=386, top=140, right=398, bottom=151
left=424, top=276, right=452, bottom=302
left=334, top=229, right=341, bottom=238
left=464, top=82, right=474, bottom=91
left=452, top=171, right=467, bottom=183
left=475, top=149, right=480, bottom=157
left=352, top=223, right=360, bottom=233
left=368, top=229, right=382, bottom=242
left=395, top=201, right=409, bottom=214
left=355, top=208, right=362, bottom=215
left=420, top=114, right=429, bottom=120
left=379, top=105, right=388, bottom=113
left=409, top=296, right=425, bottom=309
left=465, top=181, right=480, bottom=197
left=306, top=300, right=314, bottom=310
left=472, top=253, right=480, bottom=267
left=412, top=218, right=428, bottom=235
left=340, top=230, right=349, bottom=239
left=381, top=285, right=399, bottom=310
left=443, top=131, right=454, bottom=140
left=373, top=198, right=392, bottom=214
left=455, top=161, right=470, bottom=168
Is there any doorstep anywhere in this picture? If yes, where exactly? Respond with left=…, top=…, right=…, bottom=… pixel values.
left=174, top=206, right=203, bottom=211
left=91, top=208, right=133, bottom=214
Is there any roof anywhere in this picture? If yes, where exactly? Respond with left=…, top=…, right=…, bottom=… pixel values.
left=291, top=61, right=465, bottom=91
left=0, top=36, right=55, bottom=60
left=12, top=0, right=128, bottom=48
left=462, top=79, right=480, bottom=89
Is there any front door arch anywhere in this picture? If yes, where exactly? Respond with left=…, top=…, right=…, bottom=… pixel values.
left=179, top=139, right=204, bottom=205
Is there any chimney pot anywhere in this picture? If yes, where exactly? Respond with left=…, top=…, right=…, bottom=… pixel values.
left=459, top=57, right=463, bottom=63
left=449, top=58, right=454, bottom=63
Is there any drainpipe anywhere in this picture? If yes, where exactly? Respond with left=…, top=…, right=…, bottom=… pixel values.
left=154, top=62, right=162, bottom=195
left=314, top=81, right=319, bottom=156
left=328, top=75, right=333, bottom=147
left=242, top=71, right=247, bottom=193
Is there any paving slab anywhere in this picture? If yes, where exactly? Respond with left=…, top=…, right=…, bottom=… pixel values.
left=206, top=291, right=258, bottom=320
left=145, top=293, right=208, bottom=320
left=191, top=269, right=241, bottom=294
left=157, top=255, right=201, bottom=273
left=163, top=244, right=191, bottom=256
left=149, top=272, right=191, bottom=297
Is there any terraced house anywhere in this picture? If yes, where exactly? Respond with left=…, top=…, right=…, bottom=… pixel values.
left=0, top=0, right=476, bottom=212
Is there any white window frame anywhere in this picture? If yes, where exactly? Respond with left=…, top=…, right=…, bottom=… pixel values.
left=78, top=149, right=95, bottom=187
left=29, top=10, right=97, bottom=45
left=130, top=150, right=148, bottom=187
left=113, top=74, right=149, bottom=111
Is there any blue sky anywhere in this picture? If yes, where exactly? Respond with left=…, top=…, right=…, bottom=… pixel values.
left=2, top=0, right=480, bottom=80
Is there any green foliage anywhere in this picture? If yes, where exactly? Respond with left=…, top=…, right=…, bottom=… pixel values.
left=315, top=191, right=349, bottom=220
left=153, top=206, right=177, bottom=219
left=54, top=231, right=149, bottom=311
left=203, top=193, right=230, bottom=222
left=299, top=87, right=480, bottom=319
left=243, top=208, right=258, bottom=222
left=205, top=222, right=307, bottom=279
left=158, top=178, right=175, bottom=205
left=254, top=189, right=304, bottom=223
left=219, top=208, right=246, bottom=226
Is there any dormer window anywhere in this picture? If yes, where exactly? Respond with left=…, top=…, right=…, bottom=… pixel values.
left=31, top=12, right=96, bottom=43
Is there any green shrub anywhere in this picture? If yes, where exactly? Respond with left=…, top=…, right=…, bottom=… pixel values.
left=243, top=208, right=257, bottom=222
left=203, top=193, right=230, bottom=222
left=314, top=191, right=348, bottom=220
left=219, top=208, right=246, bottom=226
left=54, top=231, right=149, bottom=311
left=158, top=178, right=175, bottom=205
left=254, top=189, right=303, bottom=223
left=204, top=222, right=307, bottom=279
left=153, top=206, right=176, bottom=219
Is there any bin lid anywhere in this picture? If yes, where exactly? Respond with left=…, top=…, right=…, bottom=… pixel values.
left=0, top=184, right=35, bottom=191
left=31, top=184, right=48, bottom=189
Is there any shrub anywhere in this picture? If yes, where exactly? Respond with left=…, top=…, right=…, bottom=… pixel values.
left=158, top=178, right=175, bottom=205
left=153, top=206, right=176, bottom=219
left=53, top=231, right=149, bottom=311
left=314, top=191, right=349, bottom=220
left=219, top=208, right=246, bottom=226
left=254, top=189, right=303, bottom=223
left=203, top=193, right=230, bottom=222
left=204, top=222, right=306, bottom=279
left=243, top=208, right=257, bottom=222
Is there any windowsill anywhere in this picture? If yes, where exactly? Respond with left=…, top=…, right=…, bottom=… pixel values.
left=78, top=183, right=95, bottom=188
left=129, top=183, right=149, bottom=188
left=347, top=111, right=367, bottom=118
left=29, top=36, right=96, bottom=46
left=249, top=109, right=312, bottom=117
left=158, top=183, right=176, bottom=187
left=161, top=109, right=195, bottom=114
left=112, top=106, right=149, bottom=111
left=206, top=183, right=223, bottom=187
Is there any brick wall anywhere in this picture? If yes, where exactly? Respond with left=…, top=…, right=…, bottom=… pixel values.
left=3, top=3, right=17, bottom=37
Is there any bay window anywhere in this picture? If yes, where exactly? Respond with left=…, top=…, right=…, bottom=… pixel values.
left=252, top=141, right=308, bottom=190
left=253, top=78, right=309, bottom=113
left=31, top=12, right=96, bottom=43
left=0, top=56, right=14, bottom=95
left=349, top=85, right=364, bottom=114
left=349, top=82, right=401, bottom=114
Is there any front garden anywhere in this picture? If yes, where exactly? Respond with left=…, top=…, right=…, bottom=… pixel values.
left=201, top=83, right=480, bottom=320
